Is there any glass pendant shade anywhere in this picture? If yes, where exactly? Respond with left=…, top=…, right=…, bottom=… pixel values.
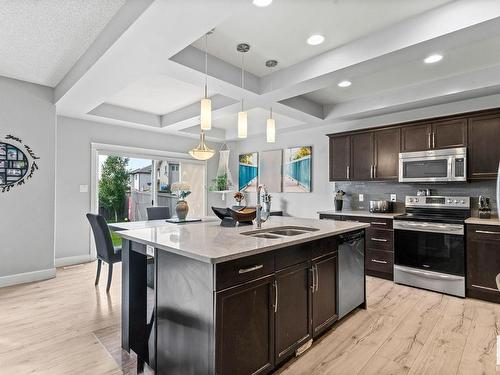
left=238, top=111, right=248, bottom=138
left=200, top=97, right=211, bottom=130
left=189, top=131, right=215, bottom=161
left=266, top=118, right=276, bottom=143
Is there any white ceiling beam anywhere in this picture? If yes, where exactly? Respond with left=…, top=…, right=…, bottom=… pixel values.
left=55, top=0, right=154, bottom=102
left=89, top=103, right=161, bottom=127
left=324, top=64, right=500, bottom=121
left=278, top=96, right=324, bottom=119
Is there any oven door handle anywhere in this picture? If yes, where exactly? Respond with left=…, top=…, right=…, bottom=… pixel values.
left=395, top=266, right=464, bottom=281
left=394, top=221, right=464, bottom=235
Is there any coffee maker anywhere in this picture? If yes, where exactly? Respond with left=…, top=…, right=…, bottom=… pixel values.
left=478, top=195, right=491, bottom=219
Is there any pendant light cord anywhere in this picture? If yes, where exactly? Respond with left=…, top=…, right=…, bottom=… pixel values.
left=241, top=53, right=245, bottom=111
left=204, top=34, right=208, bottom=98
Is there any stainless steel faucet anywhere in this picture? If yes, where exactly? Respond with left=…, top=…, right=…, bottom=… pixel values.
left=256, top=184, right=271, bottom=228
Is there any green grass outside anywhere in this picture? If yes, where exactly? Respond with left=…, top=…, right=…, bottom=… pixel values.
left=106, top=218, right=125, bottom=247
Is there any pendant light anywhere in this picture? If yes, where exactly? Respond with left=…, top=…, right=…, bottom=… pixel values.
left=265, top=59, right=278, bottom=143
left=237, top=43, right=250, bottom=138
left=189, top=130, right=215, bottom=161
left=200, top=32, right=212, bottom=130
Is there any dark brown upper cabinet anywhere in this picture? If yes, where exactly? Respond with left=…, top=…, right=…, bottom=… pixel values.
left=351, top=132, right=374, bottom=180
left=401, top=123, right=432, bottom=152
left=401, top=119, right=467, bottom=152
left=468, top=114, right=500, bottom=179
left=373, top=127, right=400, bottom=180
left=431, top=118, right=467, bottom=149
left=275, top=262, right=311, bottom=364
left=329, top=135, right=350, bottom=181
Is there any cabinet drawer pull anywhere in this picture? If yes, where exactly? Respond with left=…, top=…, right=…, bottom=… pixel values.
left=347, top=165, right=350, bottom=179
left=471, top=284, right=500, bottom=292
left=370, top=238, right=388, bottom=242
left=371, top=259, right=388, bottom=264
left=310, top=266, right=316, bottom=292
left=315, top=265, right=319, bottom=292
left=371, top=221, right=387, bottom=226
left=475, top=230, right=500, bottom=235
left=238, top=264, right=264, bottom=274
left=273, top=280, right=278, bottom=313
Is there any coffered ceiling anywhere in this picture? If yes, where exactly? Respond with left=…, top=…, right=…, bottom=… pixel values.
left=11, top=0, right=499, bottom=142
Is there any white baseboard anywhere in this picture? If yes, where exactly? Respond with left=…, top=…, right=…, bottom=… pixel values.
left=0, top=268, right=56, bottom=288
left=55, top=254, right=95, bottom=268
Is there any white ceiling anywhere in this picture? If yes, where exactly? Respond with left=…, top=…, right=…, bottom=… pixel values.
left=47, top=0, right=500, bottom=142
left=106, top=75, right=207, bottom=115
left=0, top=0, right=125, bottom=87
left=304, top=33, right=500, bottom=105
left=191, top=0, right=453, bottom=77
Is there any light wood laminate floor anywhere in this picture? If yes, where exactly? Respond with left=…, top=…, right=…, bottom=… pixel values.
left=0, top=261, right=499, bottom=374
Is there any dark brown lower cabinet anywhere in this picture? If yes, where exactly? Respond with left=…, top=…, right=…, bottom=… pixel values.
left=216, top=275, right=275, bottom=375
left=312, top=254, right=338, bottom=337
left=466, top=225, right=500, bottom=303
left=275, top=262, right=311, bottom=364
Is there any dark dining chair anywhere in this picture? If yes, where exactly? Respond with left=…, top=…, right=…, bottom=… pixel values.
left=86, top=213, right=122, bottom=292
left=146, top=206, right=171, bottom=220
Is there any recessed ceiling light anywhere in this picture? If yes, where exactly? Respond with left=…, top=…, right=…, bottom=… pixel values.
left=252, top=0, right=272, bottom=7
left=307, top=34, right=325, bottom=46
left=338, top=80, right=352, bottom=88
left=424, top=54, right=443, bottom=64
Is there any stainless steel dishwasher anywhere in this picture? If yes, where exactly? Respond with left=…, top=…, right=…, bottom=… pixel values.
left=338, top=230, right=365, bottom=319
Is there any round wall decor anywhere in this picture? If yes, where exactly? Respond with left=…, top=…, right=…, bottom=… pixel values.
left=0, top=134, right=39, bottom=193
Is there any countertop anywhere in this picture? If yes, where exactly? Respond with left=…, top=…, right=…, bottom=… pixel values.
left=317, top=209, right=404, bottom=219
left=108, top=217, right=218, bottom=231
left=115, top=216, right=369, bottom=264
left=465, top=217, right=500, bottom=226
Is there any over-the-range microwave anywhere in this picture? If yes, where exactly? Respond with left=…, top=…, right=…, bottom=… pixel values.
left=399, top=147, right=466, bottom=183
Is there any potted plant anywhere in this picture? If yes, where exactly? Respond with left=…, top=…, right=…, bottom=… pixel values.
left=233, top=191, right=245, bottom=207
left=172, top=182, right=191, bottom=221
left=335, top=190, right=345, bottom=211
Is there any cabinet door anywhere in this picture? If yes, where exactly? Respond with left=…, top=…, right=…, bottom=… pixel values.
left=329, top=135, right=350, bottom=181
left=431, top=118, right=467, bottom=149
left=351, top=132, right=374, bottom=180
left=401, top=123, right=432, bottom=152
left=216, top=276, right=275, bottom=375
left=468, top=115, right=500, bottom=179
left=275, top=263, right=311, bottom=364
left=312, top=255, right=338, bottom=337
left=374, top=127, right=400, bottom=180
left=467, top=227, right=500, bottom=303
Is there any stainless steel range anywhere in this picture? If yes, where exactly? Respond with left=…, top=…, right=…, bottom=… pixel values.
left=393, top=196, right=471, bottom=297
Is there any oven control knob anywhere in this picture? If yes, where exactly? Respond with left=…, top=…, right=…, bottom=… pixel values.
left=415, top=198, right=419, bottom=203
left=409, top=198, right=413, bottom=203
left=448, top=199, right=452, bottom=203
left=454, top=200, right=459, bottom=204
left=460, top=200, right=465, bottom=204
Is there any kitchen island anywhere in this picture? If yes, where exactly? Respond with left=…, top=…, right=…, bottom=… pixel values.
left=116, top=216, right=369, bottom=375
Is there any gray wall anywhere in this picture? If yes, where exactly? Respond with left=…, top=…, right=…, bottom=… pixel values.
left=0, top=77, right=56, bottom=284
left=230, top=93, right=500, bottom=218
left=55, top=116, right=223, bottom=264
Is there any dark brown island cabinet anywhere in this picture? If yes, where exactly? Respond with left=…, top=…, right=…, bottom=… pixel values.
left=328, top=107, right=500, bottom=181
left=466, top=224, right=500, bottom=303
left=319, top=214, right=394, bottom=281
left=121, top=233, right=364, bottom=375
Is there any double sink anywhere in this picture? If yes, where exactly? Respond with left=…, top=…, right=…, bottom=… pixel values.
left=241, top=225, right=319, bottom=239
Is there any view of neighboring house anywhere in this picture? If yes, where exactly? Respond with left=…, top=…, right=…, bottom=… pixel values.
left=158, top=161, right=179, bottom=191
left=129, top=165, right=152, bottom=191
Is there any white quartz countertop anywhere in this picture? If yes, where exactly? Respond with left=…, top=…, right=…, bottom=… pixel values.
left=317, top=209, right=404, bottom=219
left=116, top=217, right=369, bottom=264
left=465, top=217, right=500, bottom=226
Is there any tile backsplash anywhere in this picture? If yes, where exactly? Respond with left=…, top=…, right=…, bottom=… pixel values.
left=334, top=180, right=497, bottom=215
